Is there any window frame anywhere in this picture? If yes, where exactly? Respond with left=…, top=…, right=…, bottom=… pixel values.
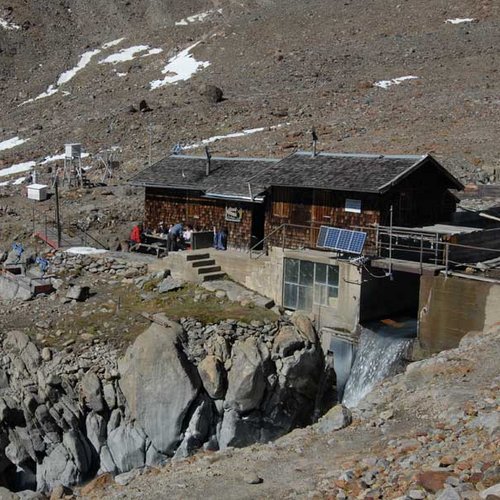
left=283, top=258, right=339, bottom=311
left=345, top=198, right=362, bottom=213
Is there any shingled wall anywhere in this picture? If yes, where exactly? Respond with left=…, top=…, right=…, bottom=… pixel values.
left=264, top=187, right=381, bottom=249
left=144, top=188, right=254, bottom=250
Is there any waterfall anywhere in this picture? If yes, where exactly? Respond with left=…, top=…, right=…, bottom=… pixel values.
left=342, top=321, right=415, bottom=408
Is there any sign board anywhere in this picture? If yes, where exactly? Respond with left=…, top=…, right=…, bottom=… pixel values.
left=225, top=206, right=243, bottom=223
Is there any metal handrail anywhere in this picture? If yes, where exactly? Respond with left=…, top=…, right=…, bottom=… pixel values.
left=249, top=222, right=315, bottom=259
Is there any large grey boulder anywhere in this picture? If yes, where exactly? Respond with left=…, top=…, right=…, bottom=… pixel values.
left=0, top=277, right=32, bottom=301
left=272, top=325, right=305, bottom=358
left=316, top=404, right=352, bottom=434
left=218, top=409, right=261, bottom=449
left=36, top=443, right=78, bottom=493
left=280, top=345, right=323, bottom=399
left=118, top=317, right=200, bottom=455
left=106, top=424, right=145, bottom=473
left=85, top=412, right=106, bottom=454
left=198, top=355, right=226, bottom=399
left=79, top=372, right=104, bottom=413
left=225, top=338, right=267, bottom=413
left=174, top=397, right=214, bottom=458
left=0, top=487, right=19, bottom=499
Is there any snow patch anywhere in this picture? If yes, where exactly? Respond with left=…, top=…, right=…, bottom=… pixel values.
left=99, top=45, right=159, bottom=64
left=374, top=76, right=418, bottom=89
left=0, top=137, right=29, bottom=152
left=116, top=72, right=127, bottom=77
left=150, top=42, right=210, bottom=89
left=12, top=177, right=26, bottom=185
left=143, top=47, right=163, bottom=57
left=0, top=161, right=36, bottom=178
left=102, top=38, right=125, bottom=49
left=21, top=49, right=101, bottom=105
left=65, top=247, right=108, bottom=255
left=40, top=152, right=89, bottom=165
left=57, top=49, right=101, bottom=86
left=183, top=123, right=290, bottom=150
left=446, top=18, right=475, bottom=24
left=175, top=9, right=222, bottom=26
left=0, top=18, right=20, bottom=30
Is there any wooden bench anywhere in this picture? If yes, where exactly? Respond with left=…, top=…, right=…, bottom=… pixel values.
left=130, top=243, right=168, bottom=258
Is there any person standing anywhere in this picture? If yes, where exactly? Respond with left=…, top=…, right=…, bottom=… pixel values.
left=167, top=222, right=184, bottom=251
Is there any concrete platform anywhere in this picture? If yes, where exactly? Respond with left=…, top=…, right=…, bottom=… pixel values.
left=371, top=258, right=445, bottom=276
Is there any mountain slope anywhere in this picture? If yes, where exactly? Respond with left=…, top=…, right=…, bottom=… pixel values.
left=0, top=0, right=499, bottom=180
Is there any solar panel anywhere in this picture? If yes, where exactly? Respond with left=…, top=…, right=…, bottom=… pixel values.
left=316, top=225, right=367, bottom=254
left=325, top=228, right=341, bottom=248
left=317, top=226, right=329, bottom=248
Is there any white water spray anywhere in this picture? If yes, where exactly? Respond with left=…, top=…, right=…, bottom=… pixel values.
left=342, top=325, right=413, bottom=408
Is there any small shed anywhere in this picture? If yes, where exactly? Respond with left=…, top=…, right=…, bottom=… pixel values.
left=27, top=184, right=48, bottom=201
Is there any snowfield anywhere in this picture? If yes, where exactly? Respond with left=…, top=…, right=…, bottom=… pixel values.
left=0, top=137, right=29, bottom=152
left=57, top=49, right=101, bottom=86
left=0, top=18, right=20, bottom=30
left=65, top=247, right=108, bottom=255
left=102, top=38, right=125, bottom=49
left=0, top=161, right=36, bottom=178
left=183, top=123, right=290, bottom=150
left=150, top=42, right=210, bottom=89
left=175, top=9, right=222, bottom=26
left=21, top=49, right=102, bottom=105
left=374, top=76, right=418, bottom=89
left=99, top=45, right=161, bottom=64
left=446, top=18, right=475, bottom=24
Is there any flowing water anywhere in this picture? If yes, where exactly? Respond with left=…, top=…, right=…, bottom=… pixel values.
left=342, top=319, right=416, bottom=408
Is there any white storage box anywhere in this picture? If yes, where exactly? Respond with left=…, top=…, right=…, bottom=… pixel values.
left=65, top=143, right=82, bottom=158
left=27, top=184, right=48, bottom=201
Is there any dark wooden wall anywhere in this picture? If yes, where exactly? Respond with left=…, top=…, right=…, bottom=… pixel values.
left=380, top=162, right=458, bottom=227
left=264, top=187, right=381, bottom=249
left=144, top=188, right=254, bottom=250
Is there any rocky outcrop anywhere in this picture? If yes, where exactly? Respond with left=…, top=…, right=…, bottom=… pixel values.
left=0, top=313, right=330, bottom=494
left=118, top=318, right=200, bottom=455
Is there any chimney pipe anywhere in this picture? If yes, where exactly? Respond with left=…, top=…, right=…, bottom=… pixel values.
left=205, top=146, right=211, bottom=176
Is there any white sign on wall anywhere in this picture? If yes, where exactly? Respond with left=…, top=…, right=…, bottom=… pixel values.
left=225, top=206, right=243, bottom=222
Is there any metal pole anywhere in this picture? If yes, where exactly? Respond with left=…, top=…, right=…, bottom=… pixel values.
left=388, top=205, right=393, bottom=276
left=55, top=179, right=61, bottom=248
left=148, top=122, right=153, bottom=166
left=444, top=243, right=449, bottom=276
left=420, top=233, right=423, bottom=274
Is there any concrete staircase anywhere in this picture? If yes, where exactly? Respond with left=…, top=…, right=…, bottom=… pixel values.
left=186, top=252, right=226, bottom=282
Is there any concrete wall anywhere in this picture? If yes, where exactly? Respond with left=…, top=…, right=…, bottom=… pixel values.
left=419, top=274, right=500, bottom=353
left=216, top=247, right=364, bottom=336
left=209, top=248, right=284, bottom=305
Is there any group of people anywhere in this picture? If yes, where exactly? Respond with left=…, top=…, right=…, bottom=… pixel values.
left=129, top=221, right=229, bottom=253
left=129, top=221, right=195, bottom=252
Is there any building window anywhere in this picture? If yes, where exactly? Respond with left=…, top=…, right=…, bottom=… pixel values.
left=345, top=198, right=361, bottom=213
left=283, top=258, right=339, bottom=311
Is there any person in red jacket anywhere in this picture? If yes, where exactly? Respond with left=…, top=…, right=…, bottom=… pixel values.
left=129, top=223, right=143, bottom=245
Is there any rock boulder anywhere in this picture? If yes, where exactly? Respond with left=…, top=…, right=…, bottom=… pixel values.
left=118, top=316, right=200, bottom=454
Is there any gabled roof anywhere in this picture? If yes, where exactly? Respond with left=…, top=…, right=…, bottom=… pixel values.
left=128, top=155, right=278, bottom=201
left=129, top=151, right=463, bottom=200
left=254, top=152, right=464, bottom=193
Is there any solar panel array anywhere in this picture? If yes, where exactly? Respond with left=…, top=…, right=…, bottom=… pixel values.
left=316, top=225, right=367, bottom=254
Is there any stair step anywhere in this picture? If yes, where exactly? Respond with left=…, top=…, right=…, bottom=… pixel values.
left=201, top=272, right=226, bottom=282
left=197, top=266, right=221, bottom=274
left=186, top=253, right=210, bottom=261
left=191, top=259, right=216, bottom=268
